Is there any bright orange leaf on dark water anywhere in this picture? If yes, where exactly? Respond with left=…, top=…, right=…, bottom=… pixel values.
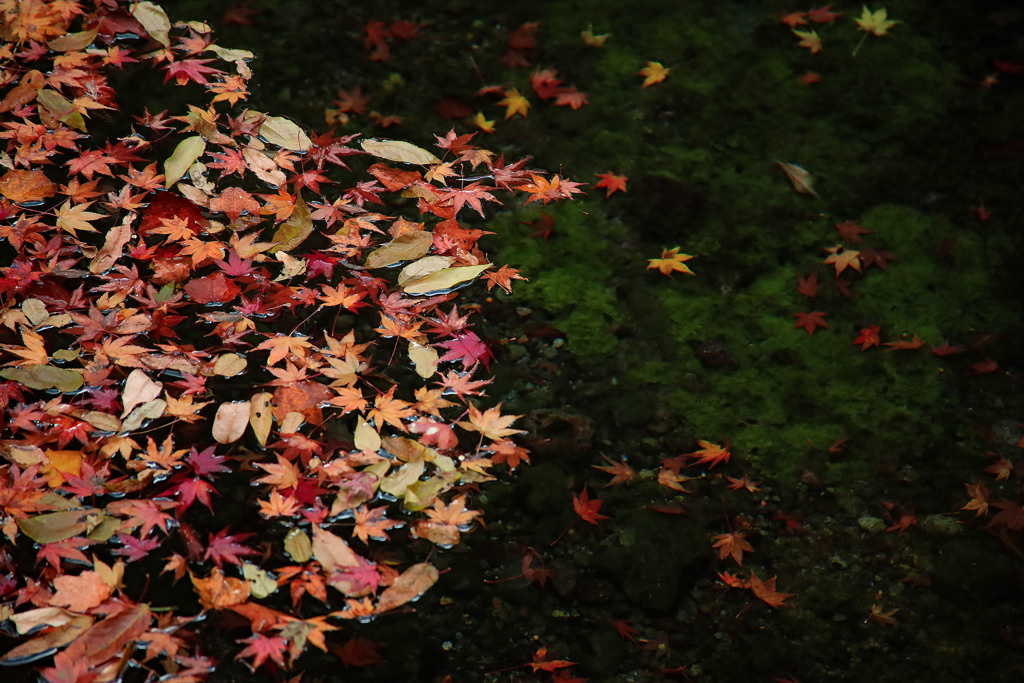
left=594, top=171, right=628, bottom=197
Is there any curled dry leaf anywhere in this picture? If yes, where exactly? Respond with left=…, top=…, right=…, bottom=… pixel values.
left=374, top=562, right=439, bottom=613
left=0, top=613, right=93, bottom=664
left=0, top=169, right=57, bottom=203
left=775, top=160, right=819, bottom=197
left=364, top=230, right=434, bottom=269
left=18, top=508, right=104, bottom=544
left=191, top=568, right=251, bottom=610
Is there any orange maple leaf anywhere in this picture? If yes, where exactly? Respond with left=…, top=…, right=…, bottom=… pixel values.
left=258, top=490, right=300, bottom=518
left=823, top=244, right=861, bottom=276
left=253, top=454, right=300, bottom=489
left=368, top=386, right=415, bottom=431
left=572, top=486, right=609, bottom=525
left=351, top=505, right=401, bottom=543
left=458, top=402, right=525, bottom=441
left=254, top=333, right=313, bottom=366
left=1, top=329, right=48, bottom=366
left=594, top=171, right=628, bottom=197
left=482, top=264, right=527, bottom=293
left=529, top=646, right=576, bottom=673
left=749, top=571, right=794, bottom=608
left=638, top=61, right=670, bottom=87
left=647, top=247, right=695, bottom=276
left=593, top=452, right=636, bottom=487
left=424, top=494, right=481, bottom=527
left=179, top=236, right=225, bottom=267
left=712, top=531, right=754, bottom=565
left=690, top=439, right=730, bottom=468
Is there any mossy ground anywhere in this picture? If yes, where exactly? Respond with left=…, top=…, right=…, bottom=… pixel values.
left=156, top=1, right=1023, bottom=680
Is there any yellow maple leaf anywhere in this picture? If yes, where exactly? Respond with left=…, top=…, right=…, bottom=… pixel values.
left=823, top=244, right=861, bottom=276
left=855, top=6, right=898, bottom=37
left=792, top=28, right=822, bottom=54
left=497, top=88, right=530, bottom=119
left=581, top=24, right=610, bottom=47
left=472, top=111, right=495, bottom=133
left=647, top=247, right=696, bottom=277
left=638, top=61, right=669, bottom=88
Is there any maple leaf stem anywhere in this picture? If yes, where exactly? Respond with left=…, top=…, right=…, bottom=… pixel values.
left=549, top=519, right=575, bottom=546
left=852, top=33, right=868, bottom=57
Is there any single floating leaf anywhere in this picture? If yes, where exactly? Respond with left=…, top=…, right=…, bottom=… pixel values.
left=249, top=392, right=273, bottom=447
left=375, top=562, right=439, bottom=613
left=775, top=161, right=819, bottom=198
left=284, top=528, right=312, bottom=563
left=403, top=264, right=490, bottom=296
left=259, top=115, right=312, bottom=151
left=270, top=193, right=312, bottom=252
left=364, top=230, right=434, bottom=269
left=164, top=135, right=206, bottom=188
left=398, top=255, right=453, bottom=287
left=18, top=508, right=104, bottom=544
left=47, top=27, right=100, bottom=52
left=130, top=1, right=171, bottom=46
left=212, top=400, right=250, bottom=444
left=361, top=139, right=441, bottom=165
left=0, top=365, right=83, bottom=392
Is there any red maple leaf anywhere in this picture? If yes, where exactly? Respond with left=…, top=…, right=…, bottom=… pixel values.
left=793, top=311, right=828, bottom=336
left=796, top=272, right=818, bottom=297
left=170, top=476, right=218, bottom=512
left=440, top=180, right=499, bottom=217
left=164, top=58, right=224, bottom=86
left=435, top=331, right=493, bottom=370
left=204, top=528, right=258, bottom=568
left=237, top=633, right=288, bottom=671
left=529, top=646, right=576, bottom=673
left=853, top=324, right=881, bottom=351
left=435, top=128, right=478, bottom=155
left=115, top=532, right=162, bottom=563
left=573, top=486, right=609, bottom=525
left=594, top=171, right=628, bottom=197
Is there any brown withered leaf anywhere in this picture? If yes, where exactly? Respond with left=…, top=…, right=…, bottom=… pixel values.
left=775, top=160, right=819, bottom=198
left=374, top=562, right=439, bottom=614
left=0, top=169, right=57, bottom=203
